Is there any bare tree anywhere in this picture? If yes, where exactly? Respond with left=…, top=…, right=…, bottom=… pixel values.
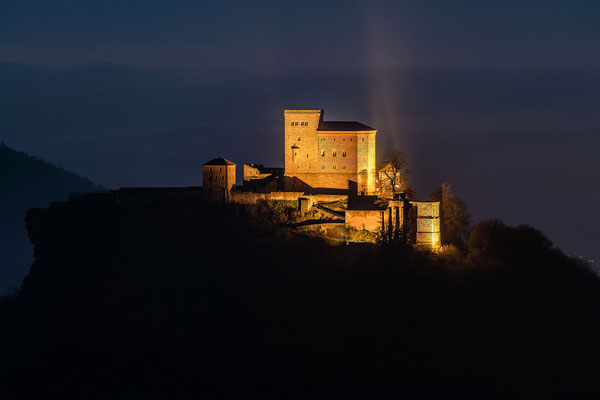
left=378, top=150, right=415, bottom=199
left=429, top=183, right=471, bottom=247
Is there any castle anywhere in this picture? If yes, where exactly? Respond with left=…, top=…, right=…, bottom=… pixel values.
left=202, top=108, right=441, bottom=249
left=284, top=109, right=377, bottom=194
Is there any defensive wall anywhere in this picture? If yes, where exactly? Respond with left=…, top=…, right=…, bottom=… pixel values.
left=345, top=199, right=442, bottom=250
left=346, top=209, right=384, bottom=232
left=230, top=191, right=347, bottom=205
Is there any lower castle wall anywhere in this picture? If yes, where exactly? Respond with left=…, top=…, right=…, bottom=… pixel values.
left=285, top=172, right=359, bottom=192
left=345, top=209, right=383, bottom=232
left=295, top=222, right=346, bottom=232
left=231, top=191, right=347, bottom=205
left=230, top=191, right=304, bottom=204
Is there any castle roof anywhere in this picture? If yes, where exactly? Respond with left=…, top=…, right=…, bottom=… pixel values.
left=317, top=121, right=376, bottom=132
left=203, top=157, right=236, bottom=166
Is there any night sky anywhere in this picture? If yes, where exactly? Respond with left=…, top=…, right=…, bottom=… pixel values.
left=1, top=1, right=599, bottom=263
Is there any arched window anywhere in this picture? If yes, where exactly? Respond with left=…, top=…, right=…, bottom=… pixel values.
left=321, top=150, right=325, bottom=156
left=332, top=150, right=337, bottom=157
left=298, top=137, right=301, bottom=141
left=342, top=151, right=347, bottom=157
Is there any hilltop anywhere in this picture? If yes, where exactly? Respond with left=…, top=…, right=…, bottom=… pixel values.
left=0, top=143, right=103, bottom=292
left=0, top=191, right=598, bottom=398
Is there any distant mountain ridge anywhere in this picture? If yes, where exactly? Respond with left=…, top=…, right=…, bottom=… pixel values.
left=0, top=143, right=104, bottom=293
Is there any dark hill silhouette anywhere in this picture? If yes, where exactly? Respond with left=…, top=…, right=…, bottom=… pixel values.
left=0, top=143, right=103, bottom=293
left=0, top=192, right=599, bottom=398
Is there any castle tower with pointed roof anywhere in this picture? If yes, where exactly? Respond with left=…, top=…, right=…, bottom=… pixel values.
left=203, top=157, right=236, bottom=198
left=284, top=109, right=376, bottom=194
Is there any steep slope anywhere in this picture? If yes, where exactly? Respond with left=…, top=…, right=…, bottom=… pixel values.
left=0, top=143, right=103, bottom=292
left=2, top=192, right=599, bottom=398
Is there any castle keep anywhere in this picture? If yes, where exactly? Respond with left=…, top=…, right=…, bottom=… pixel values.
left=284, top=110, right=377, bottom=194
left=202, top=108, right=441, bottom=249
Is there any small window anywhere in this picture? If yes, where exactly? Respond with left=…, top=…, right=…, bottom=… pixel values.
left=342, top=151, right=346, bottom=157
left=321, top=150, right=325, bottom=156
left=221, top=176, right=224, bottom=180
left=333, top=165, right=336, bottom=170
left=306, top=154, right=309, bottom=158
left=219, top=167, right=222, bottom=171
left=332, top=150, right=337, bottom=157
left=305, top=122, right=308, bottom=126
left=294, top=152, right=297, bottom=156
left=290, top=122, right=294, bottom=126
left=298, top=137, right=301, bottom=141
left=343, top=138, right=345, bottom=141
left=350, top=138, right=353, bottom=141
left=362, top=138, right=364, bottom=141
left=295, top=121, right=298, bottom=126
left=321, top=138, right=325, bottom=141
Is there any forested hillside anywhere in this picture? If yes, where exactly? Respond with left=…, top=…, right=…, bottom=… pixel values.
left=0, top=143, right=103, bottom=292
left=0, top=193, right=597, bottom=398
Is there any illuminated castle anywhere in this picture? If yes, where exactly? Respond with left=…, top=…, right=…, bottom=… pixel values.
left=284, top=109, right=377, bottom=194
left=201, top=108, right=441, bottom=250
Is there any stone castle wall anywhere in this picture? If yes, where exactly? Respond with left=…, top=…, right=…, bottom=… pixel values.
left=346, top=209, right=383, bottom=232
left=284, top=110, right=376, bottom=193
left=203, top=164, right=235, bottom=193
left=284, top=110, right=322, bottom=176
left=230, top=191, right=347, bottom=205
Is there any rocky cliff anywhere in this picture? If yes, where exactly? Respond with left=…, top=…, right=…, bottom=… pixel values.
left=2, top=191, right=600, bottom=398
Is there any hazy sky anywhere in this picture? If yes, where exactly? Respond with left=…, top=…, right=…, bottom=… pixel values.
left=1, top=1, right=599, bottom=265
left=2, top=0, right=599, bottom=70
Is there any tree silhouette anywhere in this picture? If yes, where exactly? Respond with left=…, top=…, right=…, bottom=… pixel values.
left=429, top=183, right=470, bottom=247
left=378, top=150, right=415, bottom=199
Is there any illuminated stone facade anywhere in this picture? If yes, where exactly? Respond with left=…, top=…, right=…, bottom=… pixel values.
left=202, top=158, right=236, bottom=197
left=284, top=109, right=377, bottom=194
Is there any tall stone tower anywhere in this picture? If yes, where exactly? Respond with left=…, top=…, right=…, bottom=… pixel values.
left=284, top=109, right=376, bottom=194
left=203, top=157, right=236, bottom=199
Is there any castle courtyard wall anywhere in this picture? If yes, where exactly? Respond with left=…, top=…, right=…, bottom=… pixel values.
left=345, top=209, right=383, bottom=232
left=230, top=191, right=347, bottom=205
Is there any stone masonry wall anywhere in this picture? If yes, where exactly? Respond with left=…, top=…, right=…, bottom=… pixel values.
left=231, top=191, right=347, bottom=205
left=346, top=209, right=383, bottom=232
